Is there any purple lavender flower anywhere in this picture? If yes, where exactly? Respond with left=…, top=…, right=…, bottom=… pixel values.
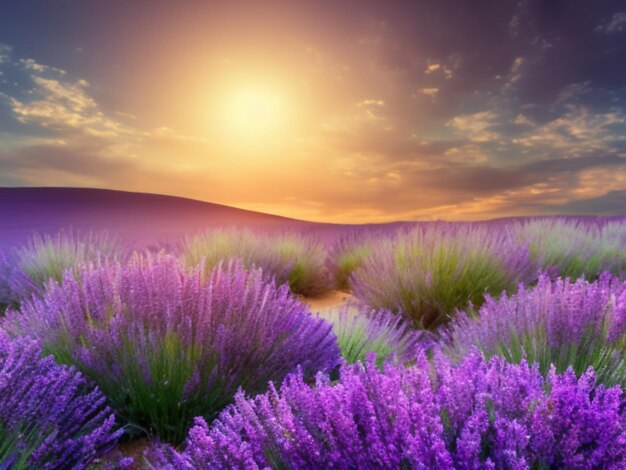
left=446, top=273, right=626, bottom=387
left=5, top=255, right=340, bottom=444
left=149, top=351, right=626, bottom=468
left=0, top=332, right=121, bottom=469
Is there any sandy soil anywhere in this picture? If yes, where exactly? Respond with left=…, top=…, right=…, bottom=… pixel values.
left=302, top=289, right=355, bottom=312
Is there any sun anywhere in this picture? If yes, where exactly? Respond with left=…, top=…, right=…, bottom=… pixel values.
left=219, top=86, right=288, bottom=142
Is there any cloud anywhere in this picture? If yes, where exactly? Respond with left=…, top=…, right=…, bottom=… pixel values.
left=414, top=88, right=439, bottom=101
left=357, top=99, right=385, bottom=107
left=501, top=56, right=525, bottom=92
left=5, top=61, right=130, bottom=137
left=511, top=105, right=625, bottom=156
left=0, top=44, right=11, bottom=64
left=424, top=62, right=452, bottom=79
left=537, top=189, right=626, bottom=215
left=19, top=58, right=66, bottom=75
left=555, top=82, right=592, bottom=104
left=595, top=12, right=626, bottom=34
left=448, top=111, right=499, bottom=142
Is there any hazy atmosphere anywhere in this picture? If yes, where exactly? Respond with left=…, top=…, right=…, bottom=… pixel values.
left=1, top=0, right=625, bottom=222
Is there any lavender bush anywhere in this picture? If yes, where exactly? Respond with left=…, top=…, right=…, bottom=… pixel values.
left=513, top=219, right=626, bottom=280
left=5, top=256, right=340, bottom=444
left=183, top=229, right=332, bottom=296
left=446, top=273, right=626, bottom=387
left=351, top=223, right=532, bottom=329
left=0, top=332, right=121, bottom=469
left=150, top=350, right=626, bottom=469
left=6, top=231, right=118, bottom=303
left=327, top=232, right=374, bottom=290
left=317, top=304, right=424, bottom=367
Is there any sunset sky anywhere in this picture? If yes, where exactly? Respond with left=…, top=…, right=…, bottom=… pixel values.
left=1, top=0, right=625, bottom=222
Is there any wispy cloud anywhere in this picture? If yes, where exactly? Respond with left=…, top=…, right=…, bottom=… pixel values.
left=595, top=12, right=626, bottom=34
left=448, top=111, right=499, bottom=143
left=4, top=59, right=130, bottom=137
left=512, top=105, right=625, bottom=156
left=0, top=44, right=11, bottom=64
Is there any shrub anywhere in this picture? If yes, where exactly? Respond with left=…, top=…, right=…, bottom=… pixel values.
left=513, top=219, right=626, bottom=281
left=5, top=256, right=340, bottom=444
left=327, top=232, right=374, bottom=290
left=317, top=304, right=423, bottom=367
left=0, top=332, right=121, bottom=469
left=446, top=273, right=626, bottom=387
left=149, top=351, right=626, bottom=469
left=182, top=229, right=332, bottom=296
left=6, top=231, right=118, bottom=303
left=351, top=223, right=532, bottom=329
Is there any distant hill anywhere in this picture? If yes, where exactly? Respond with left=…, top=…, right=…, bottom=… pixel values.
left=0, top=187, right=314, bottom=248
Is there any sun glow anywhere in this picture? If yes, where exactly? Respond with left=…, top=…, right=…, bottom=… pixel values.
left=215, top=85, right=290, bottom=145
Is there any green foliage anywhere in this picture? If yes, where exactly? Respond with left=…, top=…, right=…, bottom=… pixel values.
left=513, top=219, right=626, bottom=280
left=182, top=228, right=331, bottom=296
left=318, top=305, right=421, bottom=368
left=9, top=231, right=118, bottom=301
left=352, top=224, right=530, bottom=329
left=332, top=243, right=372, bottom=290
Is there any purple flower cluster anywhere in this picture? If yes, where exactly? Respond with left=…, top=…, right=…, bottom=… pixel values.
left=0, top=332, right=121, bottom=469
left=149, top=350, right=626, bottom=469
left=5, top=255, right=340, bottom=444
left=447, top=273, right=626, bottom=386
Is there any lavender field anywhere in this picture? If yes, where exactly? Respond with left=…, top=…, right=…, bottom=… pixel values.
left=1, top=209, right=626, bottom=469
left=3, top=0, right=626, bottom=467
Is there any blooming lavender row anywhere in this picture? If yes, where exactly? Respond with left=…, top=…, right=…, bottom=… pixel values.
left=149, top=350, right=626, bottom=469
left=0, top=332, right=122, bottom=469
left=446, top=273, right=626, bottom=387
left=5, top=255, right=340, bottom=444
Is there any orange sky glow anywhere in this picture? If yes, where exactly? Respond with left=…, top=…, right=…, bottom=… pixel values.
left=1, top=1, right=625, bottom=222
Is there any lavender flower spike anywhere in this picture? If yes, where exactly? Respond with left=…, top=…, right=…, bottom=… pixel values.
left=0, top=332, right=122, bottom=469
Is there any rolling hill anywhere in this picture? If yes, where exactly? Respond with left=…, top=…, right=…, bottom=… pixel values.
left=0, top=187, right=315, bottom=248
